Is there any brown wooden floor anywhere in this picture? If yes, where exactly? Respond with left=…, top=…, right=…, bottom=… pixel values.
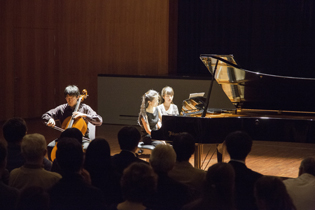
left=1, top=118, right=315, bottom=178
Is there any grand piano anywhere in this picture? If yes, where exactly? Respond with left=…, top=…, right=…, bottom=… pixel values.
left=152, top=54, right=315, bottom=168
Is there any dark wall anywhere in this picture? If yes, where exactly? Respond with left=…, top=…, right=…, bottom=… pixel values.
left=178, top=0, right=315, bottom=77
left=0, top=1, right=176, bottom=121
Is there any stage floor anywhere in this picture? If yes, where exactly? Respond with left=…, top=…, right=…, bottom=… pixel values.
left=1, top=118, right=315, bottom=178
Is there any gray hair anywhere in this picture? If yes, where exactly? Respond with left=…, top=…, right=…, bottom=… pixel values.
left=21, top=133, right=46, bottom=161
left=150, top=144, right=176, bottom=173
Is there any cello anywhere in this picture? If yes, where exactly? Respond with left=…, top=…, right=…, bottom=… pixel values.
left=50, top=89, right=89, bottom=161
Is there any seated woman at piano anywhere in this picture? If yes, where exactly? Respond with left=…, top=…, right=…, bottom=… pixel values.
left=157, top=86, right=179, bottom=116
left=138, top=89, right=165, bottom=146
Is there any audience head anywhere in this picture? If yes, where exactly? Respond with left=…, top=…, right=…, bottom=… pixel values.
left=205, top=162, right=235, bottom=194
left=117, top=126, right=141, bottom=151
left=121, top=162, right=157, bottom=203
left=64, top=85, right=80, bottom=97
left=172, top=132, right=195, bottom=162
left=84, top=138, right=111, bottom=171
left=254, top=176, right=296, bottom=210
left=299, top=157, right=315, bottom=176
left=225, top=131, right=252, bottom=160
left=59, top=127, right=83, bottom=145
left=203, top=162, right=235, bottom=209
left=150, top=144, right=176, bottom=173
left=2, top=117, right=27, bottom=144
left=56, top=138, right=83, bottom=173
left=0, top=141, right=7, bottom=170
left=21, top=133, right=46, bottom=163
left=17, top=186, right=50, bottom=210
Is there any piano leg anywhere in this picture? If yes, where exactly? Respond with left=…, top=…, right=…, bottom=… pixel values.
left=216, top=143, right=225, bottom=162
left=216, top=146, right=222, bottom=162
left=194, top=143, right=225, bottom=169
left=194, top=144, right=203, bottom=169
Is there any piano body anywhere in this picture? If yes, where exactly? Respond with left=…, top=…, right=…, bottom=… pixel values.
left=152, top=54, right=315, bottom=168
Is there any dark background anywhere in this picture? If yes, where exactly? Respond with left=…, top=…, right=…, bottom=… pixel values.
left=177, top=0, right=315, bottom=77
left=2, top=1, right=315, bottom=120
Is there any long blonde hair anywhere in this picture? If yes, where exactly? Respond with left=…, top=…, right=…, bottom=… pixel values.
left=138, top=90, right=160, bottom=127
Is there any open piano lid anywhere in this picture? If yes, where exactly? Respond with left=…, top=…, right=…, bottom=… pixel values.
left=200, top=54, right=315, bottom=114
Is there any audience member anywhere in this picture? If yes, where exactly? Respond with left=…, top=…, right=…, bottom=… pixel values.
left=112, top=126, right=148, bottom=175
left=110, top=162, right=157, bottom=210
left=283, top=157, right=315, bottom=210
left=0, top=141, right=19, bottom=210
left=168, top=132, right=206, bottom=197
left=51, top=127, right=83, bottom=174
left=255, top=176, right=296, bottom=210
left=49, top=138, right=105, bottom=210
left=225, top=131, right=263, bottom=210
left=84, top=138, right=123, bottom=207
left=59, top=127, right=83, bottom=144
left=148, top=144, right=193, bottom=210
left=2, top=117, right=51, bottom=172
left=183, top=162, right=235, bottom=210
left=17, top=186, right=50, bottom=210
left=9, top=133, right=61, bottom=190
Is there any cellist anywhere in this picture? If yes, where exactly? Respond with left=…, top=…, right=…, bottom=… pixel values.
left=42, top=85, right=103, bottom=156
